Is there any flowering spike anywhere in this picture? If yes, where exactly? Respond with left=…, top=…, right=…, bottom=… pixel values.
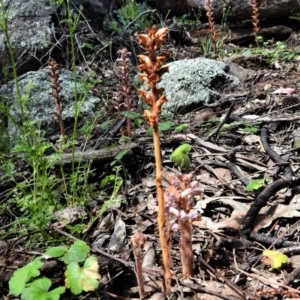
left=136, top=26, right=172, bottom=292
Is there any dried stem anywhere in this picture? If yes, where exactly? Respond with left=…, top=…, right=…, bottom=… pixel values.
left=251, top=0, right=260, bottom=46
left=131, top=231, right=147, bottom=299
left=136, top=25, right=172, bottom=292
left=205, top=0, right=217, bottom=53
left=47, top=60, right=66, bottom=137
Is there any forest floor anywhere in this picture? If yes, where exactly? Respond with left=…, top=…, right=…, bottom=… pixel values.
left=2, top=23, right=300, bottom=300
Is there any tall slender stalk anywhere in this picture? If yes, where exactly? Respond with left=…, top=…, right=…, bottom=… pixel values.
left=136, top=26, right=172, bottom=292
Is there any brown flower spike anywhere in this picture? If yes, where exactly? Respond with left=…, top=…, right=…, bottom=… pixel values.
left=47, top=60, right=66, bottom=137
left=251, top=0, right=260, bottom=46
left=137, top=26, right=169, bottom=127
left=205, top=0, right=217, bottom=53
left=136, top=25, right=172, bottom=293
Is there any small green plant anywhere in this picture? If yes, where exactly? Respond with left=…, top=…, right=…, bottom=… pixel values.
left=147, top=120, right=175, bottom=136
left=199, top=117, right=220, bottom=127
left=175, top=123, right=189, bottom=133
left=104, top=0, right=156, bottom=35
left=99, top=165, right=124, bottom=215
left=121, top=111, right=144, bottom=127
left=198, top=36, right=225, bottom=57
left=220, top=121, right=260, bottom=133
left=176, top=10, right=202, bottom=27
left=232, top=40, right=300, bottom=64
left=242, top=124, right=260, bottom=134
left=9, top=240, right=101, bottom=299
left=170, top=144, right=192, bottom=169
left=84, top=164, right=125, bottom=233
left=246, top=178, right=270, bottom=192
left=262, top=249, right=289, bottom=270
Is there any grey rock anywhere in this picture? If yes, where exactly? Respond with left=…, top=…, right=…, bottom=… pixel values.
left=160, top=57, right=239, bottom=113
left=0, top=0, right=57, bottom=77
left=70, top=0, right=115, bottom=29
left=1, top=68, right=102, bottom=140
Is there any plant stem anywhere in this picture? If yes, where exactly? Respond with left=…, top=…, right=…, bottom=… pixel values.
left=153, top=122, right=172, bottom=292
left=180, top=218, right=193, bottom=277
left=136, top=25, right=171, bottom=292
left=131, top=231, right=147, bottom=299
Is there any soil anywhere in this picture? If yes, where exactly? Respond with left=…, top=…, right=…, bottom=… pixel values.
left=2, top=21, right=300, bottom=300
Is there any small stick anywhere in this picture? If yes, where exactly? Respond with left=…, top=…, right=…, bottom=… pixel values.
left=206, top=103, right=234, bottom=141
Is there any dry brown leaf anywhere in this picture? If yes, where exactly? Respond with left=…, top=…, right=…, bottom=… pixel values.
left=254, top=204, right=300, bottom=232
left=195, top=196, right=300, bottom=233
left=197, top=171, right=218, bottom=185
left=289, top=254, right=300, bottom=268
left=243, top=134, right=260, bottom=145
left=214, top=167, right=232, bottom=183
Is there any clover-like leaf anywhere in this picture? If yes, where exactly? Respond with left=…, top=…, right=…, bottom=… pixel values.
left=22, top=278, right=65, bottom=300
left=62, top=240, right=90, bottom=264
left=170, top=144, right=192, bottom=169
left=65, top=256, right=101, bottom=295
left=9, top=258, right=43, bottom=296
left=262, top=250, right=289, bottom=269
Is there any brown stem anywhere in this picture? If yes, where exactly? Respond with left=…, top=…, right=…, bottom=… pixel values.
left=125, top=87, right=132, bottom=138
left=131, top=231, right=147, bottom=299
left=179, top=179, right=193, bottom=277
left=153, top=122, right=172, bottom=292
left=180, top=217, right=193, bottom=277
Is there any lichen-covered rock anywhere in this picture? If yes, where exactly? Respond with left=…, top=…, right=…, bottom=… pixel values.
left=1, top=69, right=102, bottom=140
left=0, top=0, right=57, bottom=78
left=160, top=57, right=239, bottom=113
left=0, top=0, right=114, bottom=79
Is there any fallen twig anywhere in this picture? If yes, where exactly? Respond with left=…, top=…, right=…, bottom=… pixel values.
left=46, top=142, right=138, bottom=165
left=242, top=126, right=300, bottom=236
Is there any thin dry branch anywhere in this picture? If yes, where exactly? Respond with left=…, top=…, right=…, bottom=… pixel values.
left=46, top=142, right=138, bottom=165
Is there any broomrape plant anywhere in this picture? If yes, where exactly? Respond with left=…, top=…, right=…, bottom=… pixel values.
left=136, top=25, right=202, bottom=293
